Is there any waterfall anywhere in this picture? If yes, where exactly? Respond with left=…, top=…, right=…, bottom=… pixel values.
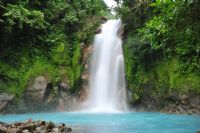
left=85, top=19, right=128, bottom=112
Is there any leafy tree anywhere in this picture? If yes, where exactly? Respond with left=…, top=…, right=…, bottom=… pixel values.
left=116, top=0, right=200, bottom=102
left=0, top=0, right=108, bottom=95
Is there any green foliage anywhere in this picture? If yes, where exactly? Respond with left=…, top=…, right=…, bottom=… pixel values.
left=0, top=58, right=57, bottom=97
left=0, top=0, right=108, bottom=96
left=117, top=0, right=200, bottom=103
left=51, top=43, right=71, bottom=65
left=4, top=4, right=46, bottom=29
left=115, top=0, right=152, bottom=32
left=71, top=42, right=82, bottom=88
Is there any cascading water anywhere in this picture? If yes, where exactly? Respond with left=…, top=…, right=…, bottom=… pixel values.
left=85, top=19, right=128, bottom=112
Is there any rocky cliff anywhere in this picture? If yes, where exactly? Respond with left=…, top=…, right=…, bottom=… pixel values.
left=0, top=42, right=92, bottom=114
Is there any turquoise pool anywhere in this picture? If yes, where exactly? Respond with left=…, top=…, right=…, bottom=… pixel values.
left=0, top=112, right=200, bottom=133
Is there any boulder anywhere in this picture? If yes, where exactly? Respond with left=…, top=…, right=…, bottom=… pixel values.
left=25, top=76, right=48, bottom=104
left=0, top=122, right=7, bottom=126
left=21, top=123, right=36, bottom=132
left=11, top=128, right=22, bottom=133
left=40, top=121, right=46, bottom=126
left=0, top=93, right=14, bottom=111
left=66, top=127, right=72, bottom=132
left=101, top=16, right=107, bottom=23
left=58, top=124, right=72, bottom=133
left=52, top=127, right=58, bottom=132
left=14, top=122, right=23, bottom=126
left=180, top=95, right=189, bottom=105
left=177, top=106, right=185, bottom=113
left=59, top=79, right=70, bottom=91
left=95, top=28, right=101, bottom=34
left=47, top=121, right=55, bottom=130
left=0, top=125, right=7, bottom=133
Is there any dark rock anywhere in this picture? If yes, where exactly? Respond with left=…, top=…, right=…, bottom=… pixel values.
left=58, top=124, right=68, bottom=132
left=196, top=130, right=200, bottom=133
left=40, top=121, right=46, bottom=126
left=66, top=127, right=72, bottom=132
left=0, top=121, right=7, bottom=126
left=57, top=123, right=72, bottom=133
left=59, top=79, right=70, bottom=91
left=44, top=83, right=53, bottom=100
left=180, top=95, right=189, bottom=105
left=21, top=123, right=36, bottom=132
left=177, top=106, right=185, bottom=113
left=190, top=96, right=200, bottom=106
left=95, top=28, right=101, bottom=34
left=101, top=16, right=107, bottom=23
left=25, top=76, right=48, bottom=104
left=5, top=98, right=28, bottom=114
left=58, top=125, right=64, bottom=132
left=117, top=23, right=124, bottom=37
left=14, top=122, right=23, bottom=126
left=165, top=96, right=178, bottom=103
left=0, top=93, right=14, bottom=111
left=142, top=81, right=156, bottom=98
left=47, top=121, right=55, bottom=129
left=44, top=87, right=58, bottom=108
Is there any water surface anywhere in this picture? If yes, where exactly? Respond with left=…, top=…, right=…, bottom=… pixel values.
left=0, top=112, right=200, bottom=133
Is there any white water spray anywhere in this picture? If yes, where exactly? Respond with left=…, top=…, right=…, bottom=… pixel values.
left=85, top=19, right=128, bottom=112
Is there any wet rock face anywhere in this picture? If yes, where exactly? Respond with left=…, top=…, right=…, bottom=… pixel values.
left=117, top=23, right=124, bottom=38
left=133, top=93, right=200, bottom=115
left=0, top=93, right=14, bottom=111
left=59, top=79, right=70, bottom=91
left=95, top=28, right=101, bottom=34
left=196, top=130, right=200, bottom=133
left=25, top=76, right=48, bottom=104
left=190, top=96, right=200, bottom=106
left=101, top=16, right=107, bottom=23
left=79, top=44, right=93, bottom=102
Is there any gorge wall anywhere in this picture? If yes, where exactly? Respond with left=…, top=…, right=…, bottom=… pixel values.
left=0, top=42, right=93, bottom=114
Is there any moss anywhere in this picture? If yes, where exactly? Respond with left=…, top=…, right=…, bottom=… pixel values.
left=5, top=58, right=57, bottom=97
left=125, top=56, right=200, bottom=103
left=70, top=42, right=83, bottom=89
left=155, top=59, right=200, bottom=94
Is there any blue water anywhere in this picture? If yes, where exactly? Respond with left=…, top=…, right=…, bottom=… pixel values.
left=0, top=112, right=200, bottom=133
